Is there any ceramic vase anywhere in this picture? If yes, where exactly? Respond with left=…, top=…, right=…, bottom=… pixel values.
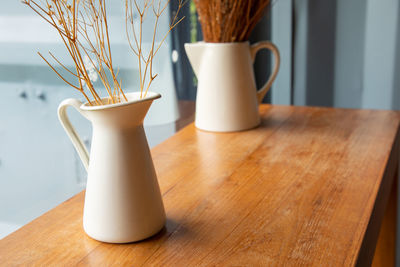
left=185, top=41, right=280, bottom=132
left=58, top=92, right=166, bottom=243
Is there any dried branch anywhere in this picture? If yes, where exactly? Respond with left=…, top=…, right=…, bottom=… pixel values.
left=126, top=0, right=185, bottom=98
left=194, top=0, right=271, bottom=42
left=23, top=0, right=184, bottom=103
left=22, top=0, right=126, bottom=105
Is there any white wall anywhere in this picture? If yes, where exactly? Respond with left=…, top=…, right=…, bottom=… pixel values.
left=362, top=0, right=400, bottom=110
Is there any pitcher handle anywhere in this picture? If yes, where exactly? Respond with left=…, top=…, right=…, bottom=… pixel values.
left=250, top=41, right=281, bottom=103
left=58, top=98, right=89, bottom=171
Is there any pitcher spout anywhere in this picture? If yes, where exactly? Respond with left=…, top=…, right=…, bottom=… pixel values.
left=81, top=92, right=161, bottom=128
left=184, top=42, right=205, bottom=77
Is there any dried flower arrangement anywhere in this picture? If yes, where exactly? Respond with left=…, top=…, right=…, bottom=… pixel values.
left=22, top=0, right=184, bottom=105
left=193, top=0, right=271, bottom=42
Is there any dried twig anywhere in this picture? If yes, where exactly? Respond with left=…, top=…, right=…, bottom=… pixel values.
left=22, top=0, right=126, bottom=105
left=23, top=0, right=184, bottom=103
left=125, top=0, right=185, bottom=98
left=194, top=0, right=271, bottom=43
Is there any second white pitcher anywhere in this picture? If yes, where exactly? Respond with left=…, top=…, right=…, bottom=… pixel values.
left=185, top=41, right=280, bottom=132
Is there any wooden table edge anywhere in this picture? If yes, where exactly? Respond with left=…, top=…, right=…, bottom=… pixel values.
left=359, top=122, right=400, bottom=266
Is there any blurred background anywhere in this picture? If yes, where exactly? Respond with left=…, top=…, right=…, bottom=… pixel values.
left=173, top=0, right=400, bottom=110
left=0, top=0, right=399, bottom=241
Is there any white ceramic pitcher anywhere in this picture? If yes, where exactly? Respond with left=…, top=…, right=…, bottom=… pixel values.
left=58, top=92, right=166, bottom=243
left=185, top=41, right=280, bottom=132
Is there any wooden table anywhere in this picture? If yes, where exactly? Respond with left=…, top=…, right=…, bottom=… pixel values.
left=1, top=104, right=399, bottom=266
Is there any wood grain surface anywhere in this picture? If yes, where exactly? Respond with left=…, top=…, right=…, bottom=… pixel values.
left=1, top=104, right=399, bottom=266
